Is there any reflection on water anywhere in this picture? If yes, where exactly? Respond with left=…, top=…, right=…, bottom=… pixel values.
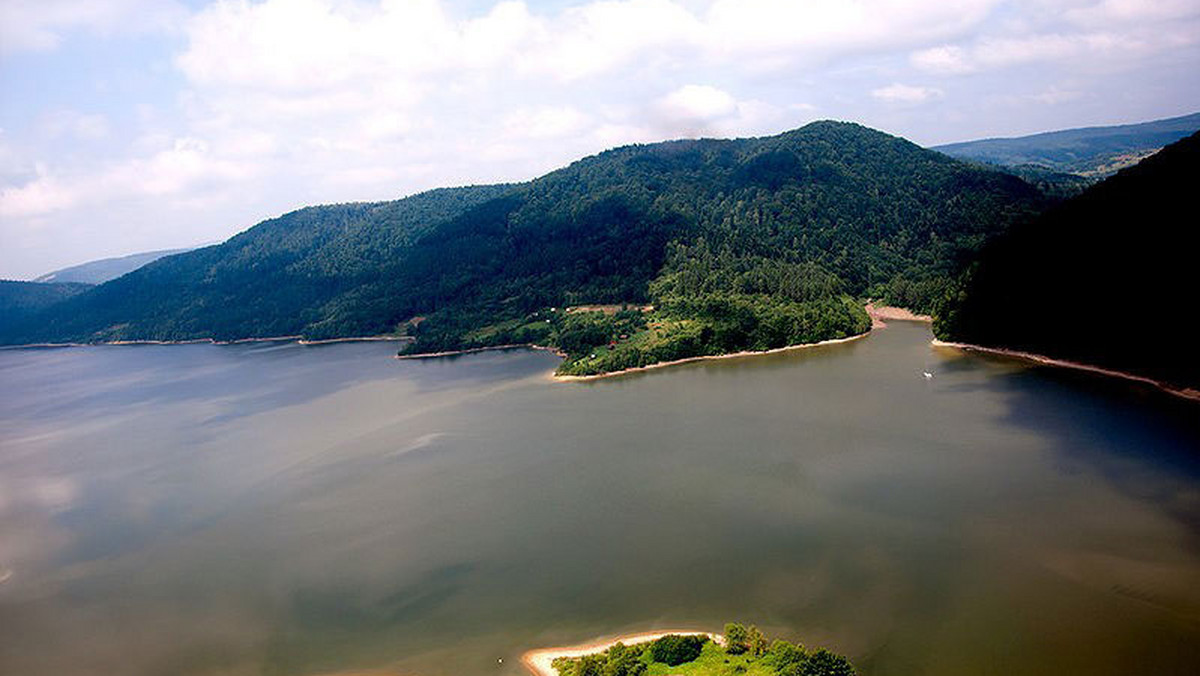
left=1, top=324, right=1198, bottom=676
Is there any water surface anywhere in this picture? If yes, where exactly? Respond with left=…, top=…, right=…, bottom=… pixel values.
left=1, top=323, right=1198, bottom=676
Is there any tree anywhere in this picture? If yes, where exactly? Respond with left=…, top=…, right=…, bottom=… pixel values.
left=602, top=642, right=647, bottom=676
left=766, top=639, right=806, bottom=671
left=649, top=634, right=706, bottom=666
left=800, top=649, right=856, bottom=676
left=746, top=625, right=768, bottom=657
left=725, top=623, right=749, bottom=655
left=575, top=654, right=606, bottom=676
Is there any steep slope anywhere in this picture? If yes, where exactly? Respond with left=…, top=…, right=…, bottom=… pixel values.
left=2, top=122, right=1043, bottom=355
left=934, top=111, right=1200, bottom=177
left=34, top=248, right=194, bottom=285
left=935, top=131, right=1200, bottom=389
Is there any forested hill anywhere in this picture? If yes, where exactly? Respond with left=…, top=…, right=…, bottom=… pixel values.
left=1, top=121, right=1043, bottom=368
left=0, top=184, right=516, bottom=343
left=935, top=131, right=1200, bottom=389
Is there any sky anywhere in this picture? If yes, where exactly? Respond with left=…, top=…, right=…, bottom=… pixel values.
left=1, top=0, right=1198, bottom=279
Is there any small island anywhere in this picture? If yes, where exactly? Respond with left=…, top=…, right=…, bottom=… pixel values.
left=534, top=624, right=854, bottom=676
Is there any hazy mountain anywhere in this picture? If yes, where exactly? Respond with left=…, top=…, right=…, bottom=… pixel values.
left=33, top=248, right=197, bottom=285
left=934, top=111, right=1200, bottom=177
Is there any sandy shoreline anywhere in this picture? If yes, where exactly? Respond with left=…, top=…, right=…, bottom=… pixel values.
left=520, top=630, right=722, bottom=676
left=931, top=339, right=1200, bottom=402
left=552, top=331, right=870, bottom=382
left=865, top=302, right=932, bottom=328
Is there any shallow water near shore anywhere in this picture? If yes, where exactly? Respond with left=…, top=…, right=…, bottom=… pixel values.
left=2, top=322, right=1199, bottom=676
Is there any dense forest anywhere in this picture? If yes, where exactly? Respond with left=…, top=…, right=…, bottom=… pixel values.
left=935, top=131, right=1200, bottom=389
left=551, top=625, right=854, bottom=676
left=0, top=184, right=516, bottom=343
left=1, top=121, right=1046, bottom=374
left=0, top=280, right=92, bottom=334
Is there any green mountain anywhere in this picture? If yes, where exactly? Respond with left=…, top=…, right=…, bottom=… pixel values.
left=33, top=247, right=195, bottom=285
left=1, top=122, right=1044, bottom=373
left=934, top=130, right=1200, bottom=389
left=934, top=111, right=1200, bottom=177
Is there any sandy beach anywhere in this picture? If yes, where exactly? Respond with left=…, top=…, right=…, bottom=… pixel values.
left=932, top=339, right=1200, bottom=402
left=864, top=302, right=932, bottom=328
left=521, top=630, right=722, bottom=676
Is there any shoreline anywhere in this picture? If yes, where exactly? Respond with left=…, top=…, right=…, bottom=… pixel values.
left=394, top=344, right=566, bottom=360
left=553, top=331, right=870, bottom=382
left=394, top=302, right=925, bottom=381
left=520, top=630, right=722, bottom=676
left=0, top=334, right=407, bottom=350
left=298, top=336, right=411, bottom=346
left=931, top=339, right=1200, bottom=402
left=864, top=302, right=932, bottom=329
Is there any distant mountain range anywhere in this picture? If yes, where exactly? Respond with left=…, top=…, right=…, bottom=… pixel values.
left=934, top=111, right=1200, bottom=177
left=34, top=247, right=195, bottom=285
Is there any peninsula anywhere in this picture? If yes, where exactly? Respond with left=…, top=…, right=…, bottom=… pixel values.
left=533, top=624, right=854, bottom=676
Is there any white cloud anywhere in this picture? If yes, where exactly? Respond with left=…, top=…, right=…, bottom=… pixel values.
left=0, top=0, right=185, bottom=54
left=505, top=106, right=593, bottom=140
left=1065, top=0, right=1200, bottom=28
left=0, top=166, right=76, bottom=219
left=0, top=137, right=253, bottom=219
left=3, top=0, right=1200, bottom=277
left=706, top=0, right=1000, bottom=57
left=912, top=0, right=1200, bottom=76
left=912, top=32, right=1150, bottom=74
left=910, top=45, right=974, bottom=74
left=657, top=85, right=738, bottom=123
left=871, top=83, right=943, bottom=104
left=540, top=0, right=701, bottom=80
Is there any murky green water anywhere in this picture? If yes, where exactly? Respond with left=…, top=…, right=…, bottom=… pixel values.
left=2, top=322, right=1198, bottom=676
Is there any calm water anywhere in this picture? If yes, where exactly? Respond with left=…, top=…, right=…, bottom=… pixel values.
left=2, top=322, right=1199, bottom=676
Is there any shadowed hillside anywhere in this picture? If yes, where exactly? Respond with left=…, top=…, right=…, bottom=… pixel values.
left=935, top=131, right=1200, bottom=388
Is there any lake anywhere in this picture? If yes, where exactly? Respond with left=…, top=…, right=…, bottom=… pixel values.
left=1, top=321, right=1198, bottom=676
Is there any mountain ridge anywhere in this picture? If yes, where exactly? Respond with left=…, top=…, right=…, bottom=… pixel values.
left=1, top=121, right=1045, bottom=374
left=934, top=111, right=1200, bottom=176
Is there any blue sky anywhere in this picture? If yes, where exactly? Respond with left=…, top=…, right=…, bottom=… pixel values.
left=2, top=0, right=1198, bottom=279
